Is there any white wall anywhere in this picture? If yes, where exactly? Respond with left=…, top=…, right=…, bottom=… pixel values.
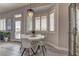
left=47, top=3, right=69, bottom=52
left=58, top=3, right=69, bottom=51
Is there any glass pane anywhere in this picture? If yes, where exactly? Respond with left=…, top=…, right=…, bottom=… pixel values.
left=0, top=19, right=6, bottom=31
left=35, top=17, right=40, bottom=31
left=15, top=21, right=21, bottom=32
left=14, top=14, right=22, bottom=18
left=15, top=32, right=21, bottom=39
left=41, top=16, right=47, bottom=31
left=77, top=9, right=79, bottom=31
left=27, top=16, right=32, bottom=31
left=15, top=21, right=21, bottom=39
left=7, top=19, right=11, bottom=31
left=49, top=12, right=54, bottom=31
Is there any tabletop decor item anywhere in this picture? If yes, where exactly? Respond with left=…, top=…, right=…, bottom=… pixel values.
left=32, top=30, right=36, bottom=37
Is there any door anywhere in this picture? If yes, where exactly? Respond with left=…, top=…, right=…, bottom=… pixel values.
left=15, top=20, right=21, bottom=39
left=14, top=18, right=22, bottom=41
left=69, top=3, right=77, bottom=56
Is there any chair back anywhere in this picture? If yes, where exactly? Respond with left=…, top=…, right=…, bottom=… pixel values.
left=21, top=39, right=32, bottom=48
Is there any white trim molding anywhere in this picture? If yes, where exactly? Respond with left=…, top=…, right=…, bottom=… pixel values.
left=47, top=41, right=68, bottom=52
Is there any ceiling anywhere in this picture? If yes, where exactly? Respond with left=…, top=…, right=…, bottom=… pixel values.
left=0, top=3, right=54, bottom=13
left=33, top=3, right=55, bottom=12
left=0, top=3, right=29, bottom=13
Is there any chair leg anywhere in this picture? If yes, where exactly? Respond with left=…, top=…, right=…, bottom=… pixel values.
left=42, top=46, right=45, bottom=56
left=31, top=45, right=40, bottom=56
left=21, top=48, right=26, bottom=56
left=31, top=48, right=35, bottom=56
left=43, top=45, right=46, bottom=52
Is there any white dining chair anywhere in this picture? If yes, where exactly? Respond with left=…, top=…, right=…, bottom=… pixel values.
left=21, top=39, right=32, bottom=56
left=37, top=39, right=47, bottom=56
left=39, top=34, right=47, bottom=56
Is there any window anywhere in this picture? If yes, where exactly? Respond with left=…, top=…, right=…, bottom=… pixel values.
left=27, top=16, right=32, bottom=31
left=7, top=19, right=11, bottom=31
left=35, top=17, right=40, bottom=31
left=49, top=12, right=55, bottom=31
left=15, top=21, right=21, bottom=39
left=35, top=16, right=47, bottom=31
left=0, top=19, right=6, bottom=31
left=14, top=14, right=22, bottom=18
left=77, top=9, right=79, bottom=31
left=41, top=16, right=47, bottom=31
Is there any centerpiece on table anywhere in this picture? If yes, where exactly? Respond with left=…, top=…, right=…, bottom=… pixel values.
left=32, top=30, right=36, bottom=37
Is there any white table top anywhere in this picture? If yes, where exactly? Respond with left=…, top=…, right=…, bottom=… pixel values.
left=21, top=34, right=45, bottom=41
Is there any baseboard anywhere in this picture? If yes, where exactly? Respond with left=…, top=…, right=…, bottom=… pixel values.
left=47, top=41, right=68, bottom=52
left=10, top=39, right=21, bottom=42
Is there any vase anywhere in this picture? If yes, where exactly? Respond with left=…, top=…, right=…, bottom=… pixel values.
left=5, top=37, right=8, bottom=42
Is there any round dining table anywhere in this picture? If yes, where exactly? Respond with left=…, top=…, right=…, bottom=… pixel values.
left=21, top=34, right=45, bottom=41
left=21, top=34, right=46, bottom=55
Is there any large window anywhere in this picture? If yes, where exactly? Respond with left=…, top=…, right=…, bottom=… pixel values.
left=49, top=12, right=55, bottom=31
left=35, top=17, right=40, bottom=31
left=14, top=14, right=22, bottom=18
left=35, top=16, right=47, bottom=31
left=41, top=16, right=47, bottom=31
left=0, top=19, right=6, bottom=31
left=77, top=9, right=79, bottom=31
left=15, top=20, right=21, bottom=39
left=7, top=19, right=11, bottom=31
left=27, top=16, right=32, bottom=31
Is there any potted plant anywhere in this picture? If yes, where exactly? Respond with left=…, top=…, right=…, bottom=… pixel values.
left=4, top=32, right=10, bottom=42
left=0, top=31, right=4, bottom=41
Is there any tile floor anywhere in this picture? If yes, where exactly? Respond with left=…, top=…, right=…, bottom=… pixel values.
left=0, top=41, right=68, bottom=56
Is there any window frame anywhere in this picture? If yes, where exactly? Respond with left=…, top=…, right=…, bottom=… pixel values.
left=40, top=16, right=47, bottom=31
left=76, top=8, right=79, bottom=32
left=35, top=16, right=41, bottom=31
left=0, top=18, right=6, bottom=31
left=15, top=20, right=22, bottom=39
left=49, top=9, right=55, bottom=32
left=35, top=14, right=48, bottom=32
left=15, top=20, right=21, bottom=39
left=14, top=14, right=22, bottom=39
left=26, top=15, right=33, bottom=32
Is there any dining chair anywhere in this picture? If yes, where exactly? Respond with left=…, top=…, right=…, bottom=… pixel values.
left=33, top=34, right=47, bottom=56
left=38, top=39, right=47, bottom=56
left=21, top=39, right=32, bottom=56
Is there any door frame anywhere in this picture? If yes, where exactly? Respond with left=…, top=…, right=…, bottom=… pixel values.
left=13, top=17, right=22, bottom=41
left=68, top=3, right=77, bottom=56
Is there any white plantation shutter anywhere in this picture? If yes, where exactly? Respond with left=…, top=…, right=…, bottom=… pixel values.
left=15, top=21, right=21, bottom=39
left=35, top=17, right=40, bottom=31
left=77, top=9, right=79, bottom=31
left=27, top=16, right=32, bottom=31
left=49, top=12, right=55, bottom=31
left=41, top=16, right=47, bottom=31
